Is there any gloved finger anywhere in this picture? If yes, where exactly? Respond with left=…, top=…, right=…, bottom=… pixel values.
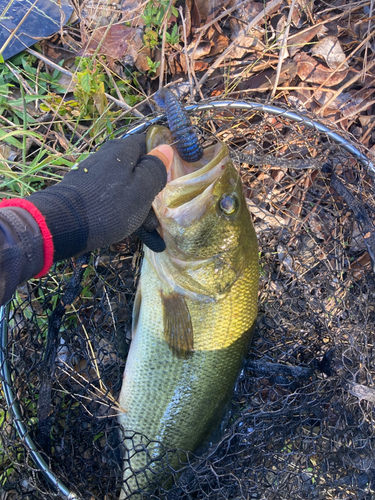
left=141, top=207, right=160, bottom=232
left=148, top=144, right=174, bottom=173
left=133, top=227, right=166, bottom=253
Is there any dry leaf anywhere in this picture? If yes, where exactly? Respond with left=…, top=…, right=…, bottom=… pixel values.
left=135, top=45, right=152, bottom=73
left=311, top=36, right=348, bottom=70
left=209, top=33, right=229, bottom=56
left=195, top=0, right=231, bottom=22
left=313, top=89, right=350, bottom=108
left=295, top=53, right=349, bottom=86
left=120, top=0, right=146, bottom=25
left=288, top=25, right=327, bottom=58
left=185, top=0, right=201, bottom=36
left=188, top=41, right=212, bottom=59
left=289, top=82, right=312, bottom=109
left=229, top=2, right=266, bottom=58
left=284, top=0, right=305, bottom=28
left=80, top=24, right=143, bottom=67
left=239, top=61, right=298, bottom=91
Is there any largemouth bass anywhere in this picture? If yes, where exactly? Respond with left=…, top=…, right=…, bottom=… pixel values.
left=118, top=122, right=258, bottom=499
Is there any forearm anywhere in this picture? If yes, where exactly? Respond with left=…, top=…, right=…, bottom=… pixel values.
left=0, top=207, right=44, bottom=305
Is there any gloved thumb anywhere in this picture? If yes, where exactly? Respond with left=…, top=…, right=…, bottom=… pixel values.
left=148, top=144, right=174, bottom=173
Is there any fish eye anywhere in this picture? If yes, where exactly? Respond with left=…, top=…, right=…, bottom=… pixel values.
left=219, top=195, right=238, bottom=215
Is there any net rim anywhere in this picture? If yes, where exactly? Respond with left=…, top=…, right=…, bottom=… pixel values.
left=0, top=99, right=372, bottom=500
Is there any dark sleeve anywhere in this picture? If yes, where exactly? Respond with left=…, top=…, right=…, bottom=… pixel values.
left=0, top=207, right=44, bottom=305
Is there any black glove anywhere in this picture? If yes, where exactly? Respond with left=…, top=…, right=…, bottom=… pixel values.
left=26, top=134, right=168, bottom=262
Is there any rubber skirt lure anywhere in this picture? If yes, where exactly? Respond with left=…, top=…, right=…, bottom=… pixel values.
left=154, top=89, right=204, bottom=163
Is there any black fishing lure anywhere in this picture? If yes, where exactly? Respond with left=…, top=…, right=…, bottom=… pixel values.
left=154, top=89, right=204, bottom=163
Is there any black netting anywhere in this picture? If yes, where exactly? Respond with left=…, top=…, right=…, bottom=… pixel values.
left=1, top=101, right=375, bottom=500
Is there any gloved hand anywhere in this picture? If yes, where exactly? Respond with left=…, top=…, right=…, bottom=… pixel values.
left=1, top=134, right=173, bottom=278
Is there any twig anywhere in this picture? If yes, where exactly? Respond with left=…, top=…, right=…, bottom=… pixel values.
left=363, top=0, right=374, bottom=79
left=159, top=0, right=174, bottom=89
left=271, top=0, right=297, bottom=99
left=245, top=359, right=313, bottom=380
left=189, top=30, right=205, bottom=100
left=179, top=6, right=194, bottom=100
left=197, top=0, right=283, bottom=91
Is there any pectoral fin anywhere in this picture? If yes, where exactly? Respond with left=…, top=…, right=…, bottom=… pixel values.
left=161, top=292, right=194, bottom=359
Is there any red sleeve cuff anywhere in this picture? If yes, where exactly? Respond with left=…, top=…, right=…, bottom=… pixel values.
left=0, top=198, right=54, bottom=277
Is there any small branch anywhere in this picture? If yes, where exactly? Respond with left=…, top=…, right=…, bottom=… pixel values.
left=159, top=0, right=174, bottom=89
left=271, top=0, right=297, bottom=99
left=245, top=359, right=314, bottom=380
left=363, top=0, right=374, bottom=79
left=179, top=6, right=194, bottom=100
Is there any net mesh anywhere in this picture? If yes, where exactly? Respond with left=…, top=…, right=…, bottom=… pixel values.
left=1, top=101, right=375, bottom=500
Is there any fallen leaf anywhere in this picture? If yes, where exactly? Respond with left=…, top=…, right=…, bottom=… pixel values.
left=80, top=24, right=143, bottom=67
left=135, top=45, right=152, bottom=73
left=185, top=0, right=201, bottom=36
left=206, top=27, right=229, bottom=56
left=288, top=25, right=327, bottom=58
left=188, top=41, right=212, bottom=59
left=311, top=36, right=348, bottom=70
left=238, top=61, right=298, bottom=91
left=289, top=83, right=312, bottom=109
left=195, top=0, right=231, bottom=22
left=295, top=53, right=349, bottom=86
left=229, top=2, right=266, bottom=59
left=120, top=0, right=146, bottom=25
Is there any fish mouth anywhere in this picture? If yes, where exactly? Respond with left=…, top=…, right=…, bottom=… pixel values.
left=160, top=141, right=229, bottom=210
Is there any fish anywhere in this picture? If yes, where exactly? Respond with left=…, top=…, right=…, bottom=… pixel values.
left=117, top=121, right=258, bottom=498
left=154, top=88, right=204, bottom=163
